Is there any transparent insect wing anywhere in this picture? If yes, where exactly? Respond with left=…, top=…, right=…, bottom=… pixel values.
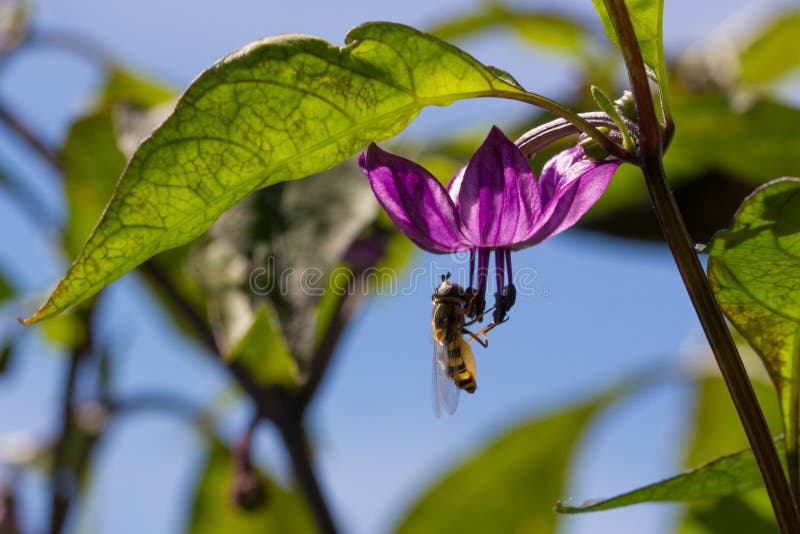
left=432, top=340, right=459, bottom=416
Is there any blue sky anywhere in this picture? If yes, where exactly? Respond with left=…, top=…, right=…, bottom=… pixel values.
left=0, top=0, right=797, bottom=532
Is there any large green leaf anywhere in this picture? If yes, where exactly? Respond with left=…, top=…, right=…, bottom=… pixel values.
left=591, top=0, right=666, bottom=93
left=394, top=399, right=602, bottom=533
left=739, top=10, right=800, bottom=85
left=706, top=177, right=800, bottom=486
left=22, top=22, right=534, bottom=325
left=187, top=440, right=314, bottom=534
left=557, top=440, right=784, bottom=513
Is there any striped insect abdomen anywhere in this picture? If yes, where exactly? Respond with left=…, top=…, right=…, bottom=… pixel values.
left=446, top=338, right=476, bottom=393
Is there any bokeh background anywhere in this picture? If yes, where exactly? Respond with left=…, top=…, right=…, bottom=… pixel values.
left=1, top=0, right=799, bottom=532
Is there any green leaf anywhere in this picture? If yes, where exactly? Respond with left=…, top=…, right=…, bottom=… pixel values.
left=0, top=271, right=12, bottom=303
left=679, top=494, right=778, bottom=534
left=0, top=344, right=12, bottom=375
left=429, top=4, right=590, bottom=55
left=187, top=440, right=314, bottom=534
left=557, top=440, right=784, bottom=513
left=667, top=94, right=800, bottom=184
left=591, top=0, right=667, bottom=106
left=41, top=312, right=87, bottom=349
left=22, top=22, right=531, bottom=325
left=394, top=399, right=603, bottom=533
left=686, top=377, right=781, bottom=468
left=226, top=304, right=298, bottom=387
left=101, top=68, right=175, bottom=109
left=678, top=377, right=779, bottom=533
left=739, top=10, right=800, bottom=85
left=706, top=177, right=800, bottom=485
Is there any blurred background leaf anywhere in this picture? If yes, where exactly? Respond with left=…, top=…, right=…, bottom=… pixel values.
left=186, top=440, right=314, bottom=534
left=194, top=161, right=376, bottom=362
left=395, top=395, right=608, bottom=533
left=428, top=2, right=593, bottom=57
left=738, top=10, right=800, bottom=85
left=225, top=303, right=298, bottom=388
left=678, top=377, right=781, bottom=533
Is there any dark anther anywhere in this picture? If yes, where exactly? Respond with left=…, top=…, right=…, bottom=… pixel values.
left=505, top=283, right=516, bottom=309
left=492, top=291, right=506, bottom=324
left=469, top=287, right=486, bottom=320
left=492, top=284, right=516, bottom=324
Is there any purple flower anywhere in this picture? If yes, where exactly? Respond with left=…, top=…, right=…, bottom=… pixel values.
left=359, top=126, right=621, bottom=322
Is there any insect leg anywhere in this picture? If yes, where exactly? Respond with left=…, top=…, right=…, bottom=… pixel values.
left=462, top=328, right=488, bottom=348
left=463, top=305, right=497, bottom=327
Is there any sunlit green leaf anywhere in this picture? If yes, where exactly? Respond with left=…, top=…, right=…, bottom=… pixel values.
left=557, top=440, right=784, bottom=513
left=429, top=4, right=589, bottom=55
left=22, top=22, right=534, bottom=324
left=226, top=304, right=298, bottom=387
left=739, top=10, right=800, bottom=85
left=187, top=441, right=314, bottom=534
left=61, top=69, right=176, bottom=255
left=395, top=399, right=603, bottom=533
left=591, top=0, right=665, bottom=89
left=59, top=71, right=209, bottom=341
left=706, top=177, right=800, bottom=487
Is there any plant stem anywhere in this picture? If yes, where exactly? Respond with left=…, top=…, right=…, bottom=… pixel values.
left=601, top=0, right=800, bottom=530
left=277, top=418, right=338, bottom=534
left=48, top=306, right=94, bottom=534
left=298, top=289, right=363, bottom=413
left=0, top=101, right=62, bottom=171
left=494, top=90, right=629, bottom=160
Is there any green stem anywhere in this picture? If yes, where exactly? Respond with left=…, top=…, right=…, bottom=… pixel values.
left=492, top=90, right=630, bottom=160
left=276, top=418, right=338, bottom=534
left=601, top=0, right=800, bottom=531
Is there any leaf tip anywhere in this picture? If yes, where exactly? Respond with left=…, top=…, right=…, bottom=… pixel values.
left=17, top=314, right=36, bottom=326
left=554, top=500, right=576, bottom=514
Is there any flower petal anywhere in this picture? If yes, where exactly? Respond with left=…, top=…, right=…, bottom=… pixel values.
left=359, top=143, right=468, bottom=253
left=450, top=126, right=540, bottom=248
left=515, top=146, right=620, bottom=249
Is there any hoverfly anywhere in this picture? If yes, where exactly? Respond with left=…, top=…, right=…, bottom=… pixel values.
left=431, top=273, right=504, bottom=416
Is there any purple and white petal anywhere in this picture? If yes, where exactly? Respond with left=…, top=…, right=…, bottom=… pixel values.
left=515, top=146, right=620, bottom=249
left=453, top=126, right=540, bottom=248
left=359, top=144, right=469, bottom=254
